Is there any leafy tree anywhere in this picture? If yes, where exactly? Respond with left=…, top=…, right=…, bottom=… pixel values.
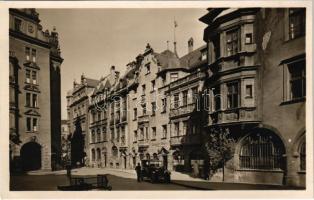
left=205, top=127, right=235, bottom=181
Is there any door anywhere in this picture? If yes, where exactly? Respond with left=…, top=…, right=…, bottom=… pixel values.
left=20, top=142, right=41, bottom=171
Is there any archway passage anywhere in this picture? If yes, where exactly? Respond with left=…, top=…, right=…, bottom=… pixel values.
left=20, top=142, right=41, bottom=171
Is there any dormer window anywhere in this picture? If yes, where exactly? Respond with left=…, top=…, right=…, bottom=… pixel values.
left=145, top=63, right=151, bottom=74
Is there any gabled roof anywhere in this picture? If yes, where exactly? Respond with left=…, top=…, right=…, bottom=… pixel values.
left=85, top=78, right=99, bottom=87
left=179, top=45, right=207, bottom=69
left=154, top=50, right=182, bottom=72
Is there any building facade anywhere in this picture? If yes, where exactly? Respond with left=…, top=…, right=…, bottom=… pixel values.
left=200, top=8, right=305, bottom=187
left=9, top=8, right=63, bottom=171
left=65, top=8, right=306, bottom=188
left=61, top=119, right=70, bottom=167
left=66, top=74, right=98, bottom=166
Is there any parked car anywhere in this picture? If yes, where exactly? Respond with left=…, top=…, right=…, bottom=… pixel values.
left=141, top=160, right=171, bottom=183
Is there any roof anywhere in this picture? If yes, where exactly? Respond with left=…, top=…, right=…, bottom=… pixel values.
left=85, top=78, right=99, bottom=87
left=154, top=50, right=182, bottom=72
left=179, top=45, right=207, bottom=69
left=213, top=8, right=239, bottom=21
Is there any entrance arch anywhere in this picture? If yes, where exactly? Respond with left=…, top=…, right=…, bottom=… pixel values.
left=20, top=142, right=41, bottom=171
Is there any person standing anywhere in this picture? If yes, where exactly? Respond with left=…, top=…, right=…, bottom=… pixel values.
left=135, top=163, right=142, bottom=182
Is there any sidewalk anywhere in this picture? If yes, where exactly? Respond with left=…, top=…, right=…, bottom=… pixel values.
left=27, top=167, right=305, bottom=190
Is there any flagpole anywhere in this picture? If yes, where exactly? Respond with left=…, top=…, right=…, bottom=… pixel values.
left=173, top=17, right=177, bottom=55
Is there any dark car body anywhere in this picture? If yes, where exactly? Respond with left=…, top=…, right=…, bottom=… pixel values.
left=141, top=160, right=171, bottom=183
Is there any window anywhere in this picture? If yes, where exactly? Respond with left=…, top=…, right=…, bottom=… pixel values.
left=201, top=51, right=207, bottom=61
left=142, top=84, right=146, bottom=94
left=98, top=112, right=101, bottom=121
left=170, top=73, right=178, bottom=82
left=161, top=98, right=167, bottom=113
left=142, top=103, right=147, bottom=115
left=140, top=128, right=144, bottom=140
left=245, top=33, right=253, bottom=44
left=162, top=125, right=167, bottom=138
left=26, top=117, right=31, bottom=132
left=91, top=149, right=95, bottom=161
left=227, top=82, right=239, bottom=109
left=182, top=121, right=187, bottom=135
left=245, top=85, right=253, bottom=98
left=33, top=118, right=37, bottom=131
left=173, top=93, right=179, bottom=109
left=32, top=94, right=38, bottom=107
left=300, top=140, right=306, bottom=171
left=97, top=129, right=101, bottom=142
left=116, top=128, right=120, bottom=142
left=134, top=130, right=138, bottom=141
left=146, top=63, right=151, bottom=74
left=26, top=69, right=31, bottom=83
left=97, top=148, right=101, bottom=160
left=174, top=122, right=179, bottom=136
left=14, top=18, right=22, bottom=32
left=239, top=132, right=284, bottom=170
left=32, top=71, right=37, bottom=84
left=151, top=80, right=156, bottom=91
left=213, top=86, right=221, bottom=111
left=151, top=102, right=156, bottom=115
left=133, top=108, right=137, bottom=119
left=26, top=93, right=31, bottom=107
left=112, top=146, right=118, bottom=157
left=152, top=127, right=156, bottom=139
left=31, top=49, right=36, bottom=62
left=145, top=127, right=149, bottom=140
left=91, top=130, right=95, bottom=143
left=182, top=91, right=188, bottom=106
left=288, top=59, right=306, bottom=100
left=289, top=8, right=305, bottom=39
left=226, top=29, right=240, bottom=56
left=192, top=87, right=198, bottom=104
left=102, top=127, right=107, bottom=141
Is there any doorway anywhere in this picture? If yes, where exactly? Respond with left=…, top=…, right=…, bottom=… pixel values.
left=20, top=142, right=41, bottom=171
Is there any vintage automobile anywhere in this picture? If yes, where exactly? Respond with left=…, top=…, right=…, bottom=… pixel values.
left=141, top=160, right=171, bottom=183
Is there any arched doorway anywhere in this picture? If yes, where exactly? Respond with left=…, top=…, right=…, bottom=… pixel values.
left=20, top=142, right=41, bottom=171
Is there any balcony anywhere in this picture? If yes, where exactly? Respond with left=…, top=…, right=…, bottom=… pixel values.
left=138, top=139, right=149, bottom=148
left=138, top=115, right=149, bottom=124
left=170, top=136, right=184, bottom=146
left=208, top=107, right=258, bottom=126
left=170, top=103, right=197, bottom=118
left=170, top=134, right=201, bottom=146
left=169, top=71, right=206, bottom=89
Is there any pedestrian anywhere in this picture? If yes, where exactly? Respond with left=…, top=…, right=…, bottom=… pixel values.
left=135, top=163, right=142, bottom=182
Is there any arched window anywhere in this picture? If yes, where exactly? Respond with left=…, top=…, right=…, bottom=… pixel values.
left=96, top=148, right=101, bottom=161
left=300, top=140, right=306, bottom=171
left=97, top=129, right=101, bottom=142
left=239, top=131, right=285, bottom=170
left=91, top=130, right=95, bottom=143
left=112, top=146, right=118, bottom=157
left=153, top=153, right=158, bottom=160
left=91, top=149, right=95, bottom=161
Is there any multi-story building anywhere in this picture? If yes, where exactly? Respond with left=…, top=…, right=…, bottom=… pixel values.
left=66, top=74, right=98, bottom=166
left=167, top=40, right=208, bottom=174
left=88, top=66, right=120, bottom=167
left=200, top=8, right=305, bottom=187
left=9, top=8, right=63, bottom=171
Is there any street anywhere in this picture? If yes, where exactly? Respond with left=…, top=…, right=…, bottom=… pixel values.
left=10, top=174, right=195, bottom=191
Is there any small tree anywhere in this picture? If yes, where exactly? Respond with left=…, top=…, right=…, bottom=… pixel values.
left=205, top=127, right=235, bottom=181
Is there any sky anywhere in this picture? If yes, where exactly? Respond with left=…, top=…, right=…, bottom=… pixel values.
left=37, top=9, right=208, bottom=119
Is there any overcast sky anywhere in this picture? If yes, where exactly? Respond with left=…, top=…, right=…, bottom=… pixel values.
left=37, top=9, right=207, bottom=119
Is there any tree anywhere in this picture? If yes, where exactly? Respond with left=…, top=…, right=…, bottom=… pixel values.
left=69, top=117, right=85, bottom=167
left=205, top=127, right=235, bottom=181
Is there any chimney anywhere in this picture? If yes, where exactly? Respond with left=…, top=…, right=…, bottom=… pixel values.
left=110, top=66, right=115, bottom=76
left=188, top=37, right=194, bottom=53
